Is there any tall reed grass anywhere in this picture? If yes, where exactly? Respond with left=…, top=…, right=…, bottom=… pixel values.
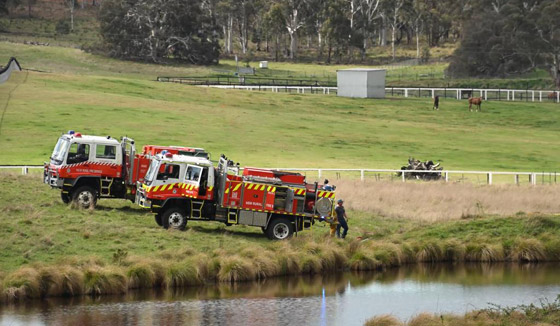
left=336, top=180, right=560, bottom=221
left=1, top=230, right=559, bottom=304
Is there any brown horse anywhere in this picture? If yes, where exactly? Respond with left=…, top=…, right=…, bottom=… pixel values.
left=468, top=97, right=482, bottom=112
left=548, top=92, right=558, bottom=101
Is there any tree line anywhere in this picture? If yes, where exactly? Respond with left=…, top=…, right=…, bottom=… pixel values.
left=1, top=0, right=559, bottom=86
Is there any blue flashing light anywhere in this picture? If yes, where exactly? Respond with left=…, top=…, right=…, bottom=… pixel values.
left=161, top=150, right=168, bottom=155
left=68, top=130, right=75, bottom=135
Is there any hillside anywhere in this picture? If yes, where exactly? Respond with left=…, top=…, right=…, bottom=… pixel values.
left=1, top=42, right=560, bottom=171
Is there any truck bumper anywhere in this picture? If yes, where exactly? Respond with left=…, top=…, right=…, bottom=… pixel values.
left=43, top=165, right=63, bottom=188
left=135, top=187, right=151, bottom=209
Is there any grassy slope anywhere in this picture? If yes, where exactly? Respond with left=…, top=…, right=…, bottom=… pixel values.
left=1, top=174, right=559, bottom=274
left=1, top=43, right=560, bottom=170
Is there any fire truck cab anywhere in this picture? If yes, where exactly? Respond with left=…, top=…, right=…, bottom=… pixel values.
left=136, top=154, right=336, bottom=240
left=44, top=130, right=208, bottom=209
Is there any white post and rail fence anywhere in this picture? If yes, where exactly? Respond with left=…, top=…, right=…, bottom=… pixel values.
left=3, top=165, right=557, bottom=186
left=203, top=85, right=560, bottom=103
left=156, top=77, right=560, bottom=103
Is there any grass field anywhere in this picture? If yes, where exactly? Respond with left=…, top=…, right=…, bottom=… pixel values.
left=1, top=42, right=560, bottom=170
left=1, top=174, right=559, bottom=302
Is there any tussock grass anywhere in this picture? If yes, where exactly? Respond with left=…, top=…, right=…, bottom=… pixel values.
left=38, top=265, right=83, bottom=297
left=408, top=313, right=441, bottom=326
left=365, top=314, right=402, bottom=326
left=276, top=248, right=301, bottom=275
left=349, top=249, right=380, bottom=271
left=298, top=254, right=323, bottom=275
left=416, top=242, right=444, bottom=263
left=83, top=267, right=127, bottom=295
left=510, top=239, right=547, bottom=262
left=2, top=267, right=41, bottom=300
left=337, top=181, right=560, bottom=221
left=370, top=242, right=403, bottom=266
left=217, top=256, right=257, bottom=283
left=465, top=244, right=505, bottom=262
left=443, top=240, right=466, bottom=262
left=127, top=263, right=157, bottom=289
left=165, top=261, right=201, bottom=288
left=239, top=248, right=280, bottom=279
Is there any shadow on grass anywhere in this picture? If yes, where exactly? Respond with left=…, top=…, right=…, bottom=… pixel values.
left=93, top=205, right=148, bottom=215
left=188, top=224, right=266, bottom=240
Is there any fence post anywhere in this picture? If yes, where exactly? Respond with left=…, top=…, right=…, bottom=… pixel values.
left=515, top=174, right=519, bottom=185
left=402, top=171, right=406, bottom=182
left=487, top=173, right=492, bottom=185
left=404, top=89, right=408, bottom=98
left=539, top=91, right=542, bottom=102
left=532, top=91, right=535, bottom=102
left=445, top=171, right=449, bottom=182
left=22, top=167, right=28, bottom=175
left=431, top=89, right=435, bottom=98
left=318, top=169, right=322, bottom=180
left=360, top=170, right=364, bottom=181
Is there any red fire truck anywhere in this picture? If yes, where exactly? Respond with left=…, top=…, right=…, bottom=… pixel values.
left=135, top=153, right=336, bottom=240
left=44, top=131, right=208, bottom=208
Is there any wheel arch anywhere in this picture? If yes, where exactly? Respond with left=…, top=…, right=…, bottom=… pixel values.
left=160, top=197, right=190, bottom=214
left=72, top=177, right=100, bottom=195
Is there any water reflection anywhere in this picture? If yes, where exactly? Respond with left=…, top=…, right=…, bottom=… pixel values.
left=1, top=263, right=559, bottom=326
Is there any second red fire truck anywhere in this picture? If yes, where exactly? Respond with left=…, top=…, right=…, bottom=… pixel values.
left=135, top=153, right=336, bottom=240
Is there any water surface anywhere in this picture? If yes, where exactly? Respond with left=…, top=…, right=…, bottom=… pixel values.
left=1, top=263, right=559, bottom=326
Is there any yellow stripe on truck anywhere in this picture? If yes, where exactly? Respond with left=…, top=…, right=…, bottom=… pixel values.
left=233, top=183, right=242, bottom=192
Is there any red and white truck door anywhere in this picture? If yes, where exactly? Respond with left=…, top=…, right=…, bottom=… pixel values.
left=183, top=164, right=203, bottom=198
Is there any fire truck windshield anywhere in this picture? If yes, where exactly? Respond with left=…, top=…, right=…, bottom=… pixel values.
left=50, top=138, right=71, bottom=165
left=144, top=160, right=160, bottom=185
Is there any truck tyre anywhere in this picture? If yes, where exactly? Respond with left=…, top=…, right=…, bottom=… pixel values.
left=161, top=207, right=187, bottom=231
left=61, top=192, right=71, bottom=204
left=72, top=186, right=97, bottom=209
left=266, top=218, right=293, bottom=240
left=155, top=214, right=163, bottom=227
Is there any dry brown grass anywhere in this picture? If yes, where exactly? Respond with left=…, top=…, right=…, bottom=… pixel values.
left=365, top=314, right=402, bottom=326
left=336, top=180, right=560, bottom=221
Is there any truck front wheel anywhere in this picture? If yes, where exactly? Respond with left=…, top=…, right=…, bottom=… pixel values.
left=155, top=214, right=163, bottom=226
left=61, top=192, right=71, bottom=204
left=161, top=207, right=187, bottom=231
left=266, top=218, right=294, bottom=240
left=72, top=186, right=97, bottom=209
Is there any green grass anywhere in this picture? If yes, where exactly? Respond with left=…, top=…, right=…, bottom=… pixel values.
left=1, top=174, right=559, bottom=285
left=2, top=42, right=560, bottom=170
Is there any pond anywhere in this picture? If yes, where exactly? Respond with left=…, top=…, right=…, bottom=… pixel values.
left=1, top=263, right=559, bottom=326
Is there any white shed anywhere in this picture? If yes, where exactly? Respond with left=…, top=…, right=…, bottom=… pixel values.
left=337, top=68, right=386, bottom=98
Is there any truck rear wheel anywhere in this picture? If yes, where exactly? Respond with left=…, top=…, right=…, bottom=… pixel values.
left=161, top=207, right=187, bottom=231
left=72, top=186, right=97, bottom=209
left=266, top=218, right=293, bottom=240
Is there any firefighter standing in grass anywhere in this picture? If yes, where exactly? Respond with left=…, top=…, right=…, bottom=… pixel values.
left=335, top=199, right=349, bottom=239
